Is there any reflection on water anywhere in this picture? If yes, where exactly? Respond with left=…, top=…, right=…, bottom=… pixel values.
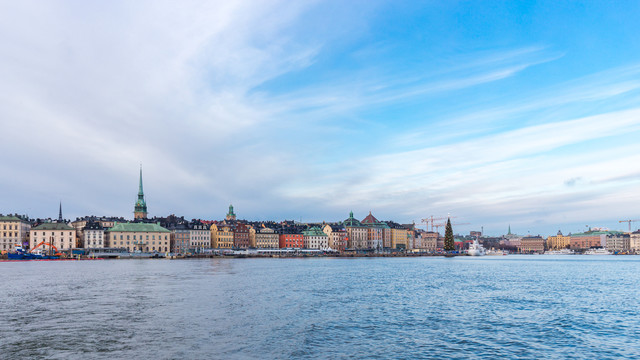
left=2, top=256, right=640, bottom=359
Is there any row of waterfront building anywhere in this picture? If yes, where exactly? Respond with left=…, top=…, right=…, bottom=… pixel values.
left=4, top=207, right=640, bottom=255
left=2, top=168, right=638, bottom=255
left=0, top=206, right=434, bottom=254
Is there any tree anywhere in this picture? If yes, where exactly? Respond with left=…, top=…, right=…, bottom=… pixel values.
left=444, top=218, right=455, bottom=251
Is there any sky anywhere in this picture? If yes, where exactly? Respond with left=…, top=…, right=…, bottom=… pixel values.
left=1, top=1, right=640, bottom=236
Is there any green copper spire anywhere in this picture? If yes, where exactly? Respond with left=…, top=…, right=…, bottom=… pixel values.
left=134, top=165, right=147, bottom=218
left=138, top=165, right=144, bottom=196
left=508, top=224, right=511, bottom=235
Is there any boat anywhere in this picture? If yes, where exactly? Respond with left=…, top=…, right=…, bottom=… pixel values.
left=584, top=248, right=612, bottom=255
left=467, top=238, right=486, bottom=256
left=544, top=249, right=574, bottom=255
left=7, top=246, right=60, bottom=260
left=486, top=249, right=507, bottom=256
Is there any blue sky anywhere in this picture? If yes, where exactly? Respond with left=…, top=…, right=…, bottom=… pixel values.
left=1, top=1, right=640, bottom=236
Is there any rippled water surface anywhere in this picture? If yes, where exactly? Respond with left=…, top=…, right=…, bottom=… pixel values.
left=2, top=256, right=640, bottom=359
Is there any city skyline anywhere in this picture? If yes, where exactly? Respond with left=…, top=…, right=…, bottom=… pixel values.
left=2, top=2, right=640, bottom=236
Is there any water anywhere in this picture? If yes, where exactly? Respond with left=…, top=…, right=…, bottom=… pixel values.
left=1, top=256, right=640, bottom=359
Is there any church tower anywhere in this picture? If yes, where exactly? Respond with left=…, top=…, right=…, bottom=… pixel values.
left=134, top=166, right=148, bottom=219
left=226, top=204, right=236, bottom=221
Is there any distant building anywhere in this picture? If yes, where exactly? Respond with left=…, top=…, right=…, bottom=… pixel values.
left=606, top=233, right=629, bottom=253
left=83, top=221, right=105, bottom=249
left=630, top=231, right=640, bottom=254
left=322, top=224, right=347, bottom=252
left=30, top=223, right=77, bottom=251
left=0, top=215, right=31, bottom=252
left=279, top=228, right=303, bottom=248
left=360, top=212, right=385, bottom=250
left=547, top=231, right=570, bottom=250
left=210, top=223, right=234, bottom=249
left=134, top=167, right=148, bottom=219
left=519, top=236, right=545, bottom=253
left=343, top=211, right=368, bottom=249
left=169, top=223, right=190, bottom=254
left=106, top=222, right=170, bottom=252
left=255, top=226, right=279, bottom=249
left=233, top=222, right=250, bottom=248
left=302, top=226, right=328, bottom=249
left=418, top=231, right=438, bottom=252
left=189, top=221, right=210, bottom=251
left=570, top=231, right=613, bottom=250
left=226, top=204, right=236, bottom=221
left=386, top=221, right=409, bottom=249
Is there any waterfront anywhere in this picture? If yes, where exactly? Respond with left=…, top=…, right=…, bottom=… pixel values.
left=2, top=256, right=640, bottom=359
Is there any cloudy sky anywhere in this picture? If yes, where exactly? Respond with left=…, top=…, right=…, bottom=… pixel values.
left=2, top=1, right=640, bottom=236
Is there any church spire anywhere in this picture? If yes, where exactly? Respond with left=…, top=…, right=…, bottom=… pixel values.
left=58, top=202, right=63, bottom=222
left=508, top=224, right=512, bottom=235
left=134, top=165, right=148, bottom=219
left=138, top=165, right=144, bottom=196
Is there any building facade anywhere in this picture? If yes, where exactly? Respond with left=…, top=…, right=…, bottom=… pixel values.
left=106, top=222, right=170, bottom=252
left=30, top=222, right=77, bottom=252
left=519, top=236, right=545, bottom=253
left=210, top=223, right=234, bottom=248
left=256, top=226, right=279, bottom=249
left=279, top=230, right=303, bottom=248
left=189, top=221, right=210, bottom=251
left=322, top=224, right=347, bottom=252
left=302, top=226, right=329, bottom=249
left=0, top=215, right=31, bottom=252
left=343, top=212, right=368, bottom=249
left=606, top=233, right=630, bottom=253
left=547, top=231, right=570, bottom=250
left=83, top=221, right=105, bottom=249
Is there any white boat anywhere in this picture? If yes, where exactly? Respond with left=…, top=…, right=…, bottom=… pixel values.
left=544, top=249, right=574, bottom=255
left=584, top=248, right=612, bottom=255
left=467, top=238, right=486, bottom=256
left=486, top=249, right=507, bottom=256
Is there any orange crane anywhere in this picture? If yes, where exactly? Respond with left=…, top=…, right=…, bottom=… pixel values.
left=30, top=241, right=61, bottom=256
left=619, top=219, right=640, bottom=232
left=421, top=216, right=456, bottom=232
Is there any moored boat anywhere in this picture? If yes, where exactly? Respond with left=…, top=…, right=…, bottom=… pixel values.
left=467, top=238, right=486, bottom=256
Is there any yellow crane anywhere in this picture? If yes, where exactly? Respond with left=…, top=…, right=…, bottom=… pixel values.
left=619, top=219, right=640, bottom=232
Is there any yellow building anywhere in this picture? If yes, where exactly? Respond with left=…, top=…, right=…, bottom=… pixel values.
left=210, top=223, right=234, bottom=248
left=547, top=231, right=570, bottom=250
left=106, top=222, right=170, bottom=252
left=1, top=215, right=31, bottom=252
left=387, top=222, right=409, bottom=249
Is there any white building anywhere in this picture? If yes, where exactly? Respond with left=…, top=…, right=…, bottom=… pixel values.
left=189, top=221, right=210, bottom=250
left=83, top=221, right=105, bottom=249
left=303, top=226, right=329, bottom=249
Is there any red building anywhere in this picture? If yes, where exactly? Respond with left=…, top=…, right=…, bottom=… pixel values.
left=233, top=223, right=250, bottom=248
left=279, top=232, right=303, bottom=248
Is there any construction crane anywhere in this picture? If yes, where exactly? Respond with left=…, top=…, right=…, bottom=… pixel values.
left=421, top=216, right=456, bottom=232
left=619, top=219, right=640, bottom=232
left=432, top=222, right=471, bottom=234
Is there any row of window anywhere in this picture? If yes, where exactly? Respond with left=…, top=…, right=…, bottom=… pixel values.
left=114, top=234, right=169, bottom=241
left=32, top=231, right=73, bottom=236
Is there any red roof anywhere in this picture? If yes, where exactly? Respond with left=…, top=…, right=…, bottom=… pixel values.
left=361, top=211, right=379, bottom=225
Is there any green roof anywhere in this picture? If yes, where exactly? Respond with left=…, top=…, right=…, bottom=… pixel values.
left=108, top=222, right=170, bottom=233
left=0, top=216, right=24, bottom=222
left=33, top=222, right=75, bottom=230
left=302, top=226, right=328, bottom=237
left=572, top=231, right=622, bottom=236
